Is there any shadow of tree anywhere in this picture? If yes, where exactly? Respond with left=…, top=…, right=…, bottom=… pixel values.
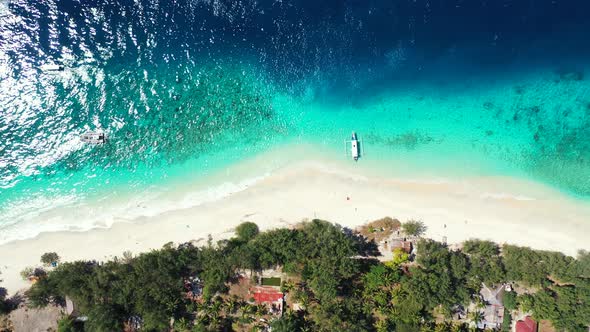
left=342, top=227, right=381, bottom=257
left=7, top=293, right=24, bottom=308
left=0, top=287, right=26, bottom=313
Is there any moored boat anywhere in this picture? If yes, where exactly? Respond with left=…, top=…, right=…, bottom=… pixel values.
left=351, top=132, right=359, bottom=161
left=81, top=131, right=106, bottom=144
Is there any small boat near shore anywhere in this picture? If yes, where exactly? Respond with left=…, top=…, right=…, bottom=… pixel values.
left=345, top=131, right=362, bottom=161
left=81, top=131, right=106, bottom=144
left=351, top=132, right=359, bottom=161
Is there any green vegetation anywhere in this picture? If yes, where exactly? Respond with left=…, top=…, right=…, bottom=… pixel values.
left=26, top=220, right=363, bottom=331
left=19, top=267, right=34, bottom=281
left=401, top=220, right=426, bottom=237
left=20, top=266, right=46, bottom=281
left=235, top=222, right=259, bottom=242
left=24, top=221, right=590, bottom=332
left=57, top=316, right=83, bottom=332
left=501, top=308, right=511, bottom=332
left=41, top=252, right=60, bottom=267
left=502, top=291, right=517, bottom=311
left=270, top=312, right=303, bottom=332
left=502, top=246, right=590, bottom=331
left=463, top=239, right=506, bottom=287
left=387, top=247, right=409, bottom=267
left=261, top=277, right=281, bottom=287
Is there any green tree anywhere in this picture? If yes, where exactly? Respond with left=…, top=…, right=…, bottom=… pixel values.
left=374, top=318, right=395, bottom=332
left=451, top=322, right=468, bottom=332
left=41, top=252, right=60, bottom=267
left=468, top=310, right=484, bottom=327
left=463, top=240, right=505, bottom=286
left=434, top=322, right=453, bottom=332
left=173, top=317, right=192, bottom=332
left=390, top=247, right=409, bottom=266
left=299, top=220, right=360, bottom=304
left=503, top=291, right=517, bottom=311
left=362, top=263, right=401, bottom=312
left=20, top=267, right=34, bottom=281
left=56, top=316, right=82, bottom=332
left=235, top=222, right=259, bottom=242
left=411, top=239, right=472, bottom=312
left=270, top=312, right=302, bottom=332
left=577, top=250, right=590, bottom=277
left=392, top=286, right=424, bottom=325
left=501, top=308, right=511, bottom=332
left=402, top=220, right=427, bottom=237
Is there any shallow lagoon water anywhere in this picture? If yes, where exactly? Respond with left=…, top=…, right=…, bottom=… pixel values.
left=1, top=0, right=589, bottom=242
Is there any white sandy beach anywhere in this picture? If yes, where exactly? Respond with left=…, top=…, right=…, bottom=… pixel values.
left=1, top=144, right=590, bottom=295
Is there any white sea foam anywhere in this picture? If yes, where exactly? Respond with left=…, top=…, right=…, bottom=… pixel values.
left=0, top=173, right=269, bottom=245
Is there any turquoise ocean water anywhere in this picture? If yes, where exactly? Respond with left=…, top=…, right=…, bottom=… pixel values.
left=1, top=0, right=589, bottom=243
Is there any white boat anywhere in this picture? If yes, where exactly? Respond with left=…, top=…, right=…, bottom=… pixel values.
left=40, top=64, right=65, bottom=72
left=81, top=131, right=106, bottom=144
left=351, top=132, right=359, bottom=161
left=345, top=132, right=362, bottom=161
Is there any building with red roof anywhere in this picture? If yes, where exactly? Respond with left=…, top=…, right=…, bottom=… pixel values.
left=251, top=286, right=283, bottom=303
left=516, top=316, right=537, bottom=332
left=250, top=286, right=284, bottom=315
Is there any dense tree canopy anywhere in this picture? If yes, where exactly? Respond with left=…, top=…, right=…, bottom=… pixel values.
left=502, top=291, right=517, bottom=310
left=24, top=219, right=590, bottom=332
left=269, top=312, right=302, bottom=332
left=503, top=245, right=578, bottom=286
left=462, top=239, right=506, bottom=287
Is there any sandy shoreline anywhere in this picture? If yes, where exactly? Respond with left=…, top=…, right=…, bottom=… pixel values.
left=1, top=149, right=590, bottom=295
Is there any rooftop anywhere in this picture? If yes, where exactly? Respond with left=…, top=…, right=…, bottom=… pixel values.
left=516, top=316, right=537, bottom=332
left=251, top=286, right=283, bottom=304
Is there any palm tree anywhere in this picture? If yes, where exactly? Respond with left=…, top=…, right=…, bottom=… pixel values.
left=165, top=298, right=180, bottom=314
left=239, top=303, right=255, bottom=324
left=172, top=317, right=191, bottom=332
left=194, top=311, right=209, bottom=328
left=238, top=314, right=254, bottom=325
left=473, top=296, right=486, bottom=310
left=374, top=319, right=389, bottom=332
left=241, top=303, right=255, bottom=315
left=200, top=300, right=221, bottom=329
left=213, top=296, right=223, bottom=308
left=435, top=322, right=452, bottom=332
left=451, top=322, right=467, bottom=332
left=282, top=280, right=296, bottom=292
left=208, top=315, right=222, bottom=331
left=420, top=322, right=435, bottom=332
left=255, top=304, right=267, bottom=317
left=468, top=310, right=484, bottom=329
left=224, top=295, right=238, bottom=315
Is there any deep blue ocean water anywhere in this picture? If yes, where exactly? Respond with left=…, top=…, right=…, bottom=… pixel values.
left=1, top=0, right=589, bottom=242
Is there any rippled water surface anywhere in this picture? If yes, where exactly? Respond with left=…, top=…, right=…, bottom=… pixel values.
left=1, top=0, right=589, bottom=242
